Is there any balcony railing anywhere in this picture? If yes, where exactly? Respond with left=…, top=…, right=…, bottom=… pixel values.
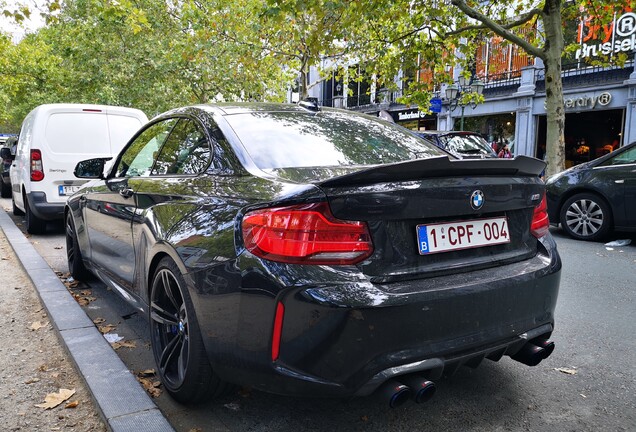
left=320, top=89, right=395, bottom=109
left=534, top=60, right=634, bottom=92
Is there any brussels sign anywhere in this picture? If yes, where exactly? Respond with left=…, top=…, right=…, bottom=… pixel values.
left=576, top=11, right=636, bottom=60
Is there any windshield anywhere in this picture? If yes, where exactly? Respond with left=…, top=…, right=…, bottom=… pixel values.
left=439, top=134, right=496, bottom=157
left=224, top=110, right=446, bottom=170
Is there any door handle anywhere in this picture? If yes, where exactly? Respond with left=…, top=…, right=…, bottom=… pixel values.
left=119, top=187, right=134, bottom=198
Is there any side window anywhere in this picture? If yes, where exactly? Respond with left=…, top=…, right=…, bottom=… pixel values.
left=601, top=146, right=636, bottom=166
left=152, top=119, right=211, bottom=176
left=115, top=119, right=177, bottom=177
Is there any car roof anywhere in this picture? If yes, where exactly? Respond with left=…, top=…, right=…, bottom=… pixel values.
left=156, top=103, right=375, bottom=122
left=417, top=130, right=482, bottom=137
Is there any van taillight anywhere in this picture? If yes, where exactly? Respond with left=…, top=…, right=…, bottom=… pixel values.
left=242, top=202, right=373, bottom=265
left=30, top=149, right=44, bottom=181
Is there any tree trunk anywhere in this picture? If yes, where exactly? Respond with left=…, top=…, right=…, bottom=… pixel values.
left=299, top=68, right=309, bottom=100
left=542, top=0, right=566, bottom=177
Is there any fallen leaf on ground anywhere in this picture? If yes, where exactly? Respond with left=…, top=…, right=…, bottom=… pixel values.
left=35, top=388, right=76, bottom=409
left=25, top=378, right=40, bottom=384
left=188, top=428, right=203, bottom=432
left=93, top=317, right=106, bottom=325
left=137, top=369, right=156, bottom=377
left=554, top=367, right=577, bottom=375
left=112, top=340, right=137, bottom=350
left=65, top=400, right=80, bottom=409
left=30, top=321, right=46, bottom=331
left=79, top=290, right=92, bottom=296
left=136, top=376, right=162, bottom=398
left=98, top=324, right=116, bottom=334
left=1, top=256, right=8, bottom=260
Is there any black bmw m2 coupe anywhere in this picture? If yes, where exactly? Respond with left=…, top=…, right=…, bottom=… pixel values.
left=65, top=102, right=561, bottom=407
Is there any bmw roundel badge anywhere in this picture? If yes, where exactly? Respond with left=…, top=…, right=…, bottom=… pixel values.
left=470, top=190, right=484, bottom=210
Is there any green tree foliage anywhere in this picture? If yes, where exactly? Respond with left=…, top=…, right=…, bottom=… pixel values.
left=1, top=0, right=633, bottom=176
left=344, top=0, right=633, bottom=176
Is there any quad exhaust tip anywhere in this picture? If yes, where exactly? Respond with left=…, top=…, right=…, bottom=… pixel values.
left=510, top=339, right=555, bottom=367
left=378, top=339, right=555, bottom=407
left=378, top=377, right=437, bottom=408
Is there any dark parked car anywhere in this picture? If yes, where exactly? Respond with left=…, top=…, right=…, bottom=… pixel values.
left=413, top=130, right=498, bottom=159
left=546, top=141, right=636, bottom=241
left=66, top=103, right=561, bottom=407
left=1, top=136, right=18, bottom=198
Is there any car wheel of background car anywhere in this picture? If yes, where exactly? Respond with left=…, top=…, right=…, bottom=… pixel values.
left=12, top=196, right=24, bottom=216
left=25, top=197, right=47, bottom=234
left=65, top=213, right=91, bottom=280
left=0, top=182, right=10, bottom=198
left=149, top=257, right=227, bottom=404
left=559, top=193, right=611, bottom=241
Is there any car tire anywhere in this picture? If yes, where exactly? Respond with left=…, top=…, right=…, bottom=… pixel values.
left=1, top=181, right=10, bottom=198
left=12, top=196, right=24, bottom=216
left=65, top=213, right=91, bottom=280
left=25, top=196, right=47, bottom=234
left=149, top=257, right=228, bottom=404
left=559, top=193, right=612, bottom=241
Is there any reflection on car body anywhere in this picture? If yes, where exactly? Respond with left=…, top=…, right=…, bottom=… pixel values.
left=414, top=130, right=498, bottom=159
left=65, top=103, right=561, bottom=407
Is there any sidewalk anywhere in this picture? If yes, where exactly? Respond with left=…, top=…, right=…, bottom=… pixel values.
left=0, top=209, right=174, bottom=431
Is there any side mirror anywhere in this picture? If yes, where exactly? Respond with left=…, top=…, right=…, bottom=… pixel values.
left=0, top=147, right=11, bottom=159
left=74, top=158, right=111, bottom=179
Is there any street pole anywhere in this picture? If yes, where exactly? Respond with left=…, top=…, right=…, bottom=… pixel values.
left=460, top=105, right=466, bottom=131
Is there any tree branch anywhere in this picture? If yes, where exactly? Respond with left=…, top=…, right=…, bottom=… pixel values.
left=450, top=0, right=545, bottom=60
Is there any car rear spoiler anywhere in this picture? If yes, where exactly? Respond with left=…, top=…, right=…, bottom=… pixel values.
left=319, top=156, right=546, bottom=188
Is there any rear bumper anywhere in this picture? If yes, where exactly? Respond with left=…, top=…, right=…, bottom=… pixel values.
left=26, top=191, right=65, bottom=221
left=191, top=234, right=561, bottom=398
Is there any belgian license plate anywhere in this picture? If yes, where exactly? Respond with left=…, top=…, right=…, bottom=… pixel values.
left=58, top=185, right=81, bottom=196
left=417, top=217, right=510, bottom=255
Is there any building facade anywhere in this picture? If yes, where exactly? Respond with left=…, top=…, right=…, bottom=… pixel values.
left=308, top=8, right=636, bottom=168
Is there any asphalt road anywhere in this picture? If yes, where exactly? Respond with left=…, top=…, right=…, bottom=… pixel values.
left=2, top=196, right=635, bottom=432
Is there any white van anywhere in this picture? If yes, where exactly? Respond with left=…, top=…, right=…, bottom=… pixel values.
left=10, top=103, right=148, bottom=233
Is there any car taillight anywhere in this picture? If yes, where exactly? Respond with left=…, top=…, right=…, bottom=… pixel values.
left=30, top=149, right=44, bottom=181
left=531, top=195, right=550, bottom=238
left=242, top=202, right=373, bottom=265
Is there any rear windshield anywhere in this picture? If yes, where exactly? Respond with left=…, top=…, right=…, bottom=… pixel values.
left=438, top=134, right=495, bottom=156
left=224, top=110, right=445, bottom=169
left=45, top=112, right=143, bottom=155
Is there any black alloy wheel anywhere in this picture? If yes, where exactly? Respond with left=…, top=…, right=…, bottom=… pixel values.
left=149, top=257, right=226, bottom=404
left=65, top=213, right=91, bottom=280
left=559, top=193, right=611, bottom=241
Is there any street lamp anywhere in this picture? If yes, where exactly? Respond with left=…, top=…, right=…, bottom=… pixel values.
left=445, top=75, right=485, bottom=131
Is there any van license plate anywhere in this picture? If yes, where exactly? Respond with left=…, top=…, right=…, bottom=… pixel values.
left=416, top=217, right=510, bottom=255
left=59, top=185, right=81, bottom=196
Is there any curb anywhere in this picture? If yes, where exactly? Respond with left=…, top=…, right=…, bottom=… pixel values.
left=0, top=210, right=174, bottom=432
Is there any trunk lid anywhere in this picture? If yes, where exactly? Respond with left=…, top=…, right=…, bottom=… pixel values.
left=315, top=157, right=546, bottom=282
